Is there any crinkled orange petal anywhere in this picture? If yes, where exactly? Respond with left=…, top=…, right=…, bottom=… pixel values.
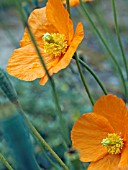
left=53, top=22, right=84, bottom=73
left=88, top=154, right=122, bottom=170
left=6, top=44, right=59, bottom=82
left=62, top=0, right=93, bottom=7
left=71, top=113, right=114, bottom=162
left=119, top=145, right=128, bottom=168
left=20, top=7, right=57, bottom=47
left=94, top=94, right=128, bottom=135
left=46, top=0, right=74, bottom=43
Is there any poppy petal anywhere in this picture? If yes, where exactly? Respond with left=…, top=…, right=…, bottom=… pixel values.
left=46, top=0, right=74, bottom=43
left=119, top=145, right=128, bottom=168
left=39, top=67, right=54, bottom=85
left=6, top=44, right=56, bottom=81
left=94, top=94, right=127, bottom=135
left=20, top=7, right=57, bottom=47
left=39, top=57, right=60, bottom=85
left=88, top=154, right=122, bottom=170
left=71, top=113, right=114, bottom=162
left=53, top=22, right=84, bottom=73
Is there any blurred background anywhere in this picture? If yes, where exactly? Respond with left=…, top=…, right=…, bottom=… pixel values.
left=0, top=0, right=127, bottom=169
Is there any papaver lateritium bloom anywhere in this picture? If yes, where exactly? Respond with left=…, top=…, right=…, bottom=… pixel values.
left=62, top=0, right=93, bottom=7
left=7, top=0, right=84, bottom=85
left=71, top=94, right=128, bottom=170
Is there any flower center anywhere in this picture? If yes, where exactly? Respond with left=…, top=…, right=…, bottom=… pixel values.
left=101, top=133, right=124, bottom=154
left=43, top=33, right=68, bottom=57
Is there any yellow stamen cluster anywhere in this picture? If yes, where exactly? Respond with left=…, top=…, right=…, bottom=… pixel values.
left=101, top=133, right=124, bottom=154
left=43, top=33, right=68, bottom=57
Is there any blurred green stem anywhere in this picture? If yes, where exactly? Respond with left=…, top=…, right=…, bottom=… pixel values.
left=74, top=53, right=94, bottom=105
left=14, top=0, right=70, bottom=147
left=0, top=153, right=14, bottom=170
left=111, top=0, right=128, bottom=79
left=0, top=68, right=69, bottom=170
left=76, top=57, right=108, bottom=95
left=66, top=0, right=94, bottom=105
left=25, top=23, right=70, bottom=147
left=66, top=0, right=70, bottom=16
left=19, top=109, right=69, bottom=170
left=38, top=143, right=61, bottom=170
left=19, top=105, right=69, bottom=170
left=79, top=0, right=127, bottom=101
left=27, top=121, right=69, bottom=170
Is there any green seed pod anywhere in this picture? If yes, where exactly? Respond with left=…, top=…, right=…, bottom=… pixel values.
left=0, top=68, right=18, bottom=104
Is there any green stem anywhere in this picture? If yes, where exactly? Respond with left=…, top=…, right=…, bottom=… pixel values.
left=75, top=57, right=108, bottom=95
left=38, top=143, right=60, bottom=170
left=18, top=107, right=69, bottom=170
left=26, top=24, right=70, bottom=147
left=0, top=153, right=14, bottom=170
left=88, top=4, right=119, bottom=55
left=14, top=0, right=70, bottom=147
left=28, top=122, right=69, bottom=170
left=79, top=0, right=127, bottom=101
left=66, top=0, right=71, bottom=17
left=66, top=0, right=94, bottom=104
left=25, top=118, right=69, bottom=170
left=74, top=53, right=94, bottom=106
left=111, top=0, right=128, bottom=79
left=0, top=71, right=68, bottom=168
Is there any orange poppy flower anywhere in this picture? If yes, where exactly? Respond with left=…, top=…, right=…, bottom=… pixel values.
left=62, top=0, right=93, bottom=7
left=7, top=0, right=84, bottom=85
left=71, top=94, right=128, bottom=170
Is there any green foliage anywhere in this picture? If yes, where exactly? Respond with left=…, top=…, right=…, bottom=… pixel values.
left=0, top=0, right=127, bottom=169
left=0, top=69, right=91, bottom=169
